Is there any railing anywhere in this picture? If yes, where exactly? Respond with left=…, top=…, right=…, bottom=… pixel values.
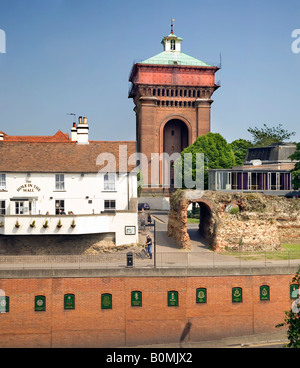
left=0, top=251, right=300, bottom=270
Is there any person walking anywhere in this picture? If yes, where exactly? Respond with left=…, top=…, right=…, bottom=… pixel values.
left=145, top=234, right=153, bottom=260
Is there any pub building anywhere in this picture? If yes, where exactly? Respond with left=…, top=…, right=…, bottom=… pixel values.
left=0, top=117, right=138, bottom=246
left=208, top=142, right=297, bottom=196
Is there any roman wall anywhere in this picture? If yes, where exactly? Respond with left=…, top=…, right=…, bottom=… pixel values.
left=167, top=190, right=300, bottom=251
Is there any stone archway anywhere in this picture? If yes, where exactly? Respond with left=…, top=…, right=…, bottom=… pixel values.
left=167, top=190, right=300, bottom=252
left=167, top=190, right=218, bottom=250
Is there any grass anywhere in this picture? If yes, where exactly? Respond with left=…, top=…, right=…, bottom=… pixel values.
left=187, top=218, right=199, bottom=223
left=224, top=243, right=300, bottom=261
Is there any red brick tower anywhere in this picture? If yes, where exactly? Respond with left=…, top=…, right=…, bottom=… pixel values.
left=129, top=23, right=220, bottom=194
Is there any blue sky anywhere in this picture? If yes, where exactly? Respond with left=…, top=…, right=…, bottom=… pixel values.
left=0, top=0, right=299, bottom=143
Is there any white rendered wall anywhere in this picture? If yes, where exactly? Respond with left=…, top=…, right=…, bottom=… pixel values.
left=0, top=172, right=137, bottom=215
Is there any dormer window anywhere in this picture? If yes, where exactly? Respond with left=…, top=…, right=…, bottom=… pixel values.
left=170, top=39, right=176, bottom=51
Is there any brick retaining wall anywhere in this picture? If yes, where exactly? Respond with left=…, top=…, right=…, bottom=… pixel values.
left=0, top=267, right=297, bottom=348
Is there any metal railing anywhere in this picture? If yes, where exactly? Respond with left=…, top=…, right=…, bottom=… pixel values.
left=0, top=250, right=300, bottom=270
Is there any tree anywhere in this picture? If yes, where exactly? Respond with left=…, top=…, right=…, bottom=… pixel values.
left=177, top=133, right=236, bottom=189
left=247, top=124, right=295, bottom=147
left=276, top=267, right=300, bottom=348
left=290, top=143, right=300, bottom=190
left=230, top=139, right=253, bottom=166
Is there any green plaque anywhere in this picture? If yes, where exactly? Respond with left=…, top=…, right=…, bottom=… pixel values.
left=232, top=287, right=242, bottom=303
left=290, top=284, right=299, bottom=300
left=196, top=288, right=207, bottom=303
left=35, top=295, right=46, bottom=311
left=131, top=291, right=142, bottom=307
left=168, top=291, right=178, bottom=307
left=0, top=296, right=9, bottom=313
left=64, top=294, right=75, bottom=310
left=101, top=293, right=112, bottom=309
left=260, top=285, right=270, bottom=301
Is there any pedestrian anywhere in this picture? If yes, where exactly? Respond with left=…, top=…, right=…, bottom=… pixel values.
left=145, top=234, right=152, bottom=259
left=147, top=213, right=152, bottom=224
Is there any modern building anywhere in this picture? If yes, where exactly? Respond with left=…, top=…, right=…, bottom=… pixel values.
left=208, top=143, right=297, bottom=196
left=129, top=23, right=220, bottom=193
left=0, top=117, right=138, bottom=246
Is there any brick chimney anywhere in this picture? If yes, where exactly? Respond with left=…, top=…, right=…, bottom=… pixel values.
left=71, top=122, right=77, bottom=142
left=76, top=116, right=89, bottom=145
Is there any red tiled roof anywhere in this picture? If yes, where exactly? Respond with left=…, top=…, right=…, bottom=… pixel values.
left=0, top=141, right=137, bottom=173
left=0, top=130, right=70, bottom=142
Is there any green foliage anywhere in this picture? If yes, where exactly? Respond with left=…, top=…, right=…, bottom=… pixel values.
left=228, top=206, right=240, bottom=215
left=276, top=267, right=300, bottom=348
left=290, top=142, right=300, bottom=190
left=247, top=124, right=295, bottom=147
left=179, top=133, right=236, bottom=189
left=230, top=139, right=253, bottom=166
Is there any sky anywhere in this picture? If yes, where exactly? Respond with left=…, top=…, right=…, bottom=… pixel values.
left=0, top=0, right=299, bottom=143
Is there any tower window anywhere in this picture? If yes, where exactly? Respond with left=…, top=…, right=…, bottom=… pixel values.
left=170, top=40, right=176, bottom=50
left=171, top=130, right=175, bottom=136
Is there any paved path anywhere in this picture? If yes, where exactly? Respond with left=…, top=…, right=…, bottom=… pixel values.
left=140, top=211, right=300, bottom=269
left=0, top=210, right=299, bottom=270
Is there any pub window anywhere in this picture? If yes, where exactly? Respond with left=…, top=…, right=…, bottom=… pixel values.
left=104, top=200, right=116, bottom=211
left=35, top=295, right=46, bottom=312
left=0, top=296, right=9, bottom=313
left=260, top=285, right=270, bottom=301
left=64, top=294, right=75, bottom=310
left=0, top=174, right=6, bottom=189
left=0, top=200, right=5, bottom=215
left=103, top=173, right=116, bottom=191
left=196, top=288, right=207, bottom=304
left=131, top=291, right=142, bottom=307
left=15, top=201, right=24, bottom=215
left=232, top=287, right=242, bottom=303
left=55, top=200, right=65, bottom=215
left=101, top=293, right=112, bottom=309
left=55, top=174, right=65, bottom=191
left=168, top=290, right=178, bottom=307
left=290, top=284, right=299, bottom=300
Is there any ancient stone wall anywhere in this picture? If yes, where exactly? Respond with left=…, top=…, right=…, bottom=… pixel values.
left=167, top=190, right=300, bottom=251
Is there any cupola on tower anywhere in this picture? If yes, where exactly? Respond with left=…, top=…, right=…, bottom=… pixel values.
left=129, top=22, right=220, bottom=194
